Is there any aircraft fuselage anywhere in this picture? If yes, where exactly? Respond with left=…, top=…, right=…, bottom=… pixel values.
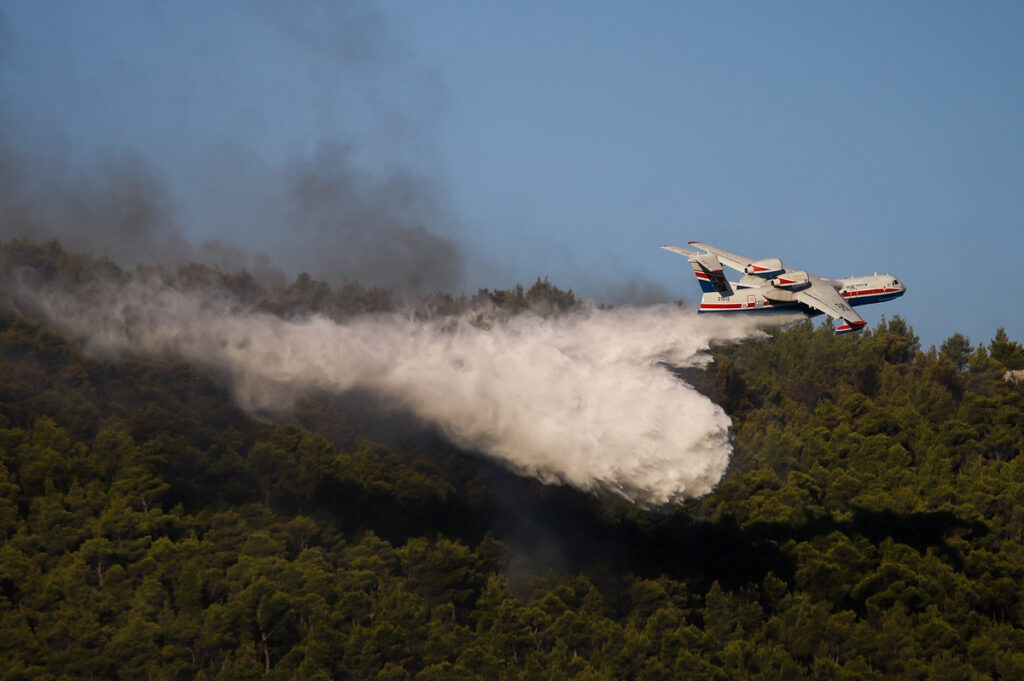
left=663, top=242, right=906, bottom=334
left=697, top=273, right=905, bottom=315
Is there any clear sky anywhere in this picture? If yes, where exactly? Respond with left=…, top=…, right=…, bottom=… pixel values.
left=1, top=1, right=1022, bottom=348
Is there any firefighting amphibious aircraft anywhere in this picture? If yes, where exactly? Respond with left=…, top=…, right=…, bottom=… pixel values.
left=661, top=241, right=906, bottom=334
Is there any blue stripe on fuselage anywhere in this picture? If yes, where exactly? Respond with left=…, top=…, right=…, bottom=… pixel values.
left=847, top=292, right=904, bottom=306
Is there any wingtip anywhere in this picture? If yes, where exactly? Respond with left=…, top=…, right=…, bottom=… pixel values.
left=835, top=320, right=868, bottom=335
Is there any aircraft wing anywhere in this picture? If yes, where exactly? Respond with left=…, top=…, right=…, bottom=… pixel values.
left=686, top=242, right=760, bottom=273
left=793, top=276, right=866, bottom=334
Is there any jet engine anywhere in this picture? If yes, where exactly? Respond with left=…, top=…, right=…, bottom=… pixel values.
left=769, top=270, right=810, bottom=291
left=743, top=258, right=784, bottom=277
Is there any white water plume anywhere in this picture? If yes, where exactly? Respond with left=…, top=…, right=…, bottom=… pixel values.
left=17, top=276, right=778, bottom=505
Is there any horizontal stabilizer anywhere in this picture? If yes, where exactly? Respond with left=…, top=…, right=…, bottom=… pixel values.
left=660, top=245, right=701, bottom=258
left=687, top=242, right=764, bottom=274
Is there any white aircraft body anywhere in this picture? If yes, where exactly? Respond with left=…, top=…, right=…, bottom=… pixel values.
left=662, top=242, right=906, bottom=335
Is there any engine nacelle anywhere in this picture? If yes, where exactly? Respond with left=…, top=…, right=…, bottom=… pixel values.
left=769, top=270, right=810, bottom=291
left=743, top=258, right=784, bottom=277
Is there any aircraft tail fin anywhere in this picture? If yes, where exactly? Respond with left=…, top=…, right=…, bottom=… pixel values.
left=689, top=254, right=734, bottom=295
left=661, top=245, right=735, bottom=296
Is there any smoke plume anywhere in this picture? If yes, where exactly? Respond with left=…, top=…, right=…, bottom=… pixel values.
left=11, top=273, right=773, bottom=505
left=0, top=3, right=462, bottom=293
left=0, top=142, right=463, bottom=294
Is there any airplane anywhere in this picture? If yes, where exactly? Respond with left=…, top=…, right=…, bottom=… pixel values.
left=661, top=241, right=906, bottom=334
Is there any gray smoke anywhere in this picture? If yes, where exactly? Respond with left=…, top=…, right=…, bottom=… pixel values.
left=0, top=141, right=463, bottom=293
left=585, top=275, right=678, bottom=307
left=275, top=144, right=463, bottom=292
left=0, top=151, right=188, bottom=269
left=0, top=2, right=462, bottom=294
left=13, top=274, right=777, bottom=505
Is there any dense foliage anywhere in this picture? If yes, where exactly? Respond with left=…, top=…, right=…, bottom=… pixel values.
left=1, top=240, right=1023, bottom=679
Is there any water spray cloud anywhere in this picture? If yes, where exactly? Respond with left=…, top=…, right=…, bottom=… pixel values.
left=14, top=275, right=773, bottom=505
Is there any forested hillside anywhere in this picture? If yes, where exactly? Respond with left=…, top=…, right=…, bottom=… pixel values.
left=2, top=240, right=1024, bottom=680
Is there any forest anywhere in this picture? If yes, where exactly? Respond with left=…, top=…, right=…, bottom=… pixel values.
left=1, top=238, right=1024, bottom=680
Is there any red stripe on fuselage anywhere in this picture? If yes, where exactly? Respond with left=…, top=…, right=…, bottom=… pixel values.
left=841, top=287, right=901, bottom=298
left=700, top=301, right=779, bottom=310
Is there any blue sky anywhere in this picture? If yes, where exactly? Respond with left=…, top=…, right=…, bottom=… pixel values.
left=2, top=1, right=1022, bottom=348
